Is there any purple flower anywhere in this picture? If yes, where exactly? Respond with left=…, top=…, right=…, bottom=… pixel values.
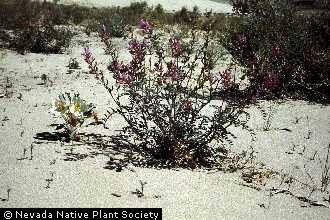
left=183, top=100, right=193, bottom=111
left=82, top=47, right=104, bottom=79
left=109, top=60, right=124, bottom=73
left=248, top=55, right=258, bottom=67
left=115, top=73, right=134, bottom=85
left=129, top=39, right=143, bottom=54
left=138, top=19, right=153, bottom=34
left=272, top=43, right=281, bottom=57
left=82, top=47, right=93, bottom=64
left=221, top=69, right=232, bottom=88
left=110, top=59, right=136, bottom=85
left=169, top=38, right=182, bottom=57
left=129, top=39, right=146, bottom=62
left=165, top=62, right=179, bottom=80
left=207, top=73, right=220, bottom=88
left=262, top=71, right=280, bottom=91
left=237, top=34, right=247, bottom=45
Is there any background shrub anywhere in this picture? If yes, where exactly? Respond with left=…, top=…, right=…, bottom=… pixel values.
left=0, top=0, right=232, bottom=33
left=103, top=14, right=127, bottom=38
left=9, top=23, right=72, bottom=54
left=223, top=0, right=330, bottom=102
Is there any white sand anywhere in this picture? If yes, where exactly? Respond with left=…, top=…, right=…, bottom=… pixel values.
left=0, top=12, right=330, bottom=220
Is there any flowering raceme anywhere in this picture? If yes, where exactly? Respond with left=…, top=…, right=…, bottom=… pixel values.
left=272, top=43, right=281, bottom=58
left=108, top=59, right=135, bottom=85
left=262, top=71, right=280, bottom=91
left=115, top=72, right=134, bottom=85
left=138, top=19, right=153, bottom=34
left=183, top=100, right=193, bottom=111
left=82, top=47, right=93, bottom=64
left=129, top=39, right=146, bottom=62
left=165, top=62, right=179, bottom=80
left=169, top=38, right=182, bottom=58
left=109, top=60, right=124, bottom=73
left=82, top=47, right=103, bottom=79
left=221, top=69, right=232, bottom=88
left=237, top=33, right=247, bottom=45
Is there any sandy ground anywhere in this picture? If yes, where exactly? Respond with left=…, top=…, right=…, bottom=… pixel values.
left=50, top=0, right=233, bottom=13
left=0, top=23, right=330, bottom=220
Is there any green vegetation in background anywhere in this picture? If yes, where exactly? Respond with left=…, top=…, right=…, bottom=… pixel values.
left=0, top=0, right=230, bottom=29
left=222, top=0, right=330, bottom=103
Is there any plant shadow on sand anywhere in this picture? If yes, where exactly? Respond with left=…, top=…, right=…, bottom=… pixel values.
left=34, top=130, right=204, bottom=170
left=33, top=130, right=330, bottom=208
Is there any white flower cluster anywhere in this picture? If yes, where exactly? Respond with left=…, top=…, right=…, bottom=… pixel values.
left=52, top=92, right=95, bottom=139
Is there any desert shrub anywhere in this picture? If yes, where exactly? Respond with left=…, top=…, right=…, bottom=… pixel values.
left=0, top=0, right=230, bottom=34
left=174, top=7, right=191, bottom=24
left=144, top=4, right=166, bottom=23
left=154, top=4, right=165, bottom=16
left=173, top=6, right=201, bottom=26
left=8, top=23, right=72, bottom=54
left=102, top=14, right=127, bottom=38
left=0, top=0, right=66, bottom=28
left=67, top=58, right=80, bottom=70
left=36, top=0, right=65, bottom=25
left=0, top=0, right=37, bottom=29
left=0, top=0, right=91, bottom=29
left=83, top=20, right=250, bottom=168
left=223, top=0, right=330, bottom=102
left=120, top=1, right=148, bottom=25
left=129, top=1, right=148, bottom=14
left=208, top=13, right=230, bottom=32
left=81, top=19, right=100, bottom=36
left=63, top=4, right=91, bottom=25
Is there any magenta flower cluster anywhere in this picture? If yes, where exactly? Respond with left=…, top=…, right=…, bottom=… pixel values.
left=262, top=71, right=280, bottom=91
left=183, top=100, right=193, bottom=112
left=82, top=47, right=103, bottom=80
left=138, top=19, right=153, bottom=34
left=115, top=71, right=134, bottom=85
left=109, top=38, right=147, bottom=85
left=109, top=60, right=135, bottom=85
left=220, top=69, right=232, bottom=88
left=82, top=47, right=93, bottom=64
left=129, top=39, right=146, bottom=62
left=237, top=33, right=247, bottom=45
left=164, top=62, right=179, bottom=80
left=169, top=38, right=182, bottom=57
left=272, top=43, right=281, bottom=58
left=83, top=18, right=239, bottom=91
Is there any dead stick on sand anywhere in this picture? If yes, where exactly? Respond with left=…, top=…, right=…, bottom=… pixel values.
left=7, top=188, right=11, bottom=201
left=237, top=181, right=329, bottom=208
left=271, top=189, right=329, bottom=208
left=30, top=144, right=34, bottom=160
